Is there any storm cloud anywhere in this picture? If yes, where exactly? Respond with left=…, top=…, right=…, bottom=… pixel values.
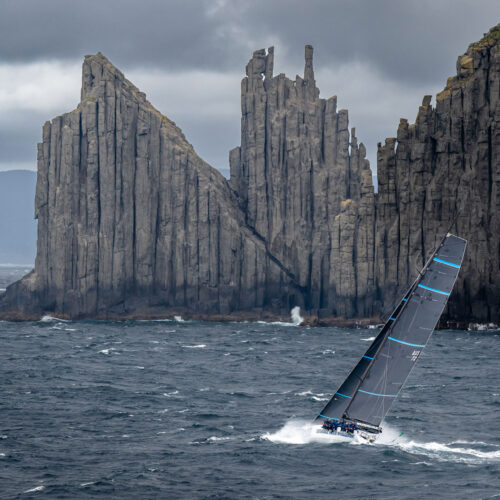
left=1, top=0, right=499, bottom=173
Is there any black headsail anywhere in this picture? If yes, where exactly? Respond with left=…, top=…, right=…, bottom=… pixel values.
left=315, top=234, right=466, bottom=430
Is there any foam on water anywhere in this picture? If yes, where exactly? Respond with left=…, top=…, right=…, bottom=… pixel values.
left=262, top=420, right=353, bottom=444
left=394, top=433, right=500, bottom=464
left=23, top=485, right=45, bottom=493
left=263, top=420, right=500, bottom=464
left=40, top=315, right=68, bottom=323
left=257, top=306, right=304, bottom=327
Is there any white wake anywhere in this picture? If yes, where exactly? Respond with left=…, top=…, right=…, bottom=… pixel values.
left=262, top=420, right=500, bottom=463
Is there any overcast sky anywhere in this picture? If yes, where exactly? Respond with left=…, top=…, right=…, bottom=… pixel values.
left=1, top=0, right=499, bottom=179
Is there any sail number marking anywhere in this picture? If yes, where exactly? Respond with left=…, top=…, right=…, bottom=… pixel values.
left=411, top=350, right=420, bottom=362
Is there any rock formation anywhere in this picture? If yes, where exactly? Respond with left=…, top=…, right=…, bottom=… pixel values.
left=230, top=46, right=376, bottom=317
left=0, top=53, right=302, bottom=319
left=1, top=25, right=499, bottom=326
left=375, top=24, right=500, bottom=325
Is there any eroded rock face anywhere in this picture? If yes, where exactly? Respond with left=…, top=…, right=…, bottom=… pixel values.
left=375, top=24, right=500, bottom=324
left=0, top=53, right=302, bottom=319
left=230, top=46, right=376, bottom=317
left=1, top=25, right=498, bottom=324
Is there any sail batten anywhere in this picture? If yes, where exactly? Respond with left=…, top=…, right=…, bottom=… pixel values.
left=315, top=234, right=466, bottom=430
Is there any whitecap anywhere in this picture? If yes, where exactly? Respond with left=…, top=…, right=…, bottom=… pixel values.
left=24, top=485, right=45, bottom=493
left=99, top=348, right=115, bottom=355
left=207, top=436, right=232, bottom=442
left=162, top=390, right=179, bottom=397
left=182, top=344, right=206, bottom=348
left=322, top=349, right=335, bottom=355
left=468, top=322, right=499, bottom=331
left=40, top=315, right=67, bottom=322
left=80, top=481, right=96, bottom=487
left=361, top=336, right=376, bottom=341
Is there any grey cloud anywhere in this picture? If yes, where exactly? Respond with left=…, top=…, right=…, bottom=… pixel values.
left=1, top=0, right=499, bottom=86
left=240, top=0, right=500, bottom=86
left=1, top=0, right=499, bottom=173
left=0, top=0, right=248, bottom=71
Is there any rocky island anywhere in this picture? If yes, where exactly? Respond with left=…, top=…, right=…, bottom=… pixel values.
left=1, top=25, right=499, bottom=327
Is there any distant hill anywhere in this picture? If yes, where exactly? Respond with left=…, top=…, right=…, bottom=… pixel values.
left=0, top=170, right=37, bottom=264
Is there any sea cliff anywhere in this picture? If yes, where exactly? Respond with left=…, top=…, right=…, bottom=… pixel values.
left=1, top=25, right=499, bottom=326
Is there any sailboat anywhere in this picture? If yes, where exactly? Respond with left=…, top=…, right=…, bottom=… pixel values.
left=315, top=233, right=467, bottom=443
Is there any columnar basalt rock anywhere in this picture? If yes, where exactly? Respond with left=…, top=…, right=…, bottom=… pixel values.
left=0, top=53, right=302, bottom=319
left=230, top=46, right=376, bottom=317
left=375, top=24, right=500, bottom=325
left=1, top=26, right=499, bottom=325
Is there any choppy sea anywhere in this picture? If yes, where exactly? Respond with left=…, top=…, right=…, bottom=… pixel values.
left=0, top=265, right=499, bottom=499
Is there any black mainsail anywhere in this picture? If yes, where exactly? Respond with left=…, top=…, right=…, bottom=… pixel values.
left=315, top=234, right=467, bottom=431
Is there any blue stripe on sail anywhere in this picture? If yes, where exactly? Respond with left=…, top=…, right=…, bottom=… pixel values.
left=433, top=257, right=460, bottom=269
left=388, top=336, right=425, bottom=348
left=358, top=389, right=397, bottom=398
left=390, top=317, right=396, bottom=321
left=318, top=414, right=339, bottom=421
left=335, top=392, right=352, bottom=399
left=363, top=355, right=373, bottom=360
left=418, top=284, right=450, bottom=296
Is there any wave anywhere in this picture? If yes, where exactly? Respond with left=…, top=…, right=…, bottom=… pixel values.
left=396, top=438, right=500, bottom=463
left=262, top=420, right=353, bottom=444
left=361, top=336, right=375, bottom=341
left=98, top=348, right=116, bottom=355
left=23, top=485, right=45, bottom=493
left=40, top=315, right=68, bottom=323
left=257, top=306, right=304, bottom=327
left=468, top=323, right=499, bottom=331
left=262, top=420, right=500, bottom=463
left=182, top=344, right=206, bottom=348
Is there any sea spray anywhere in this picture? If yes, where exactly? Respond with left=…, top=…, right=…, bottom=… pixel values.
left=290, top=306, right=303, bottom=326
left=262, top=419, right=352, bottom=445
left=263, top=420, right=500, bottom=463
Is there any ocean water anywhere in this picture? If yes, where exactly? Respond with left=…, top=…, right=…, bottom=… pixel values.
left=0, top=267, right=499, bottom=499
